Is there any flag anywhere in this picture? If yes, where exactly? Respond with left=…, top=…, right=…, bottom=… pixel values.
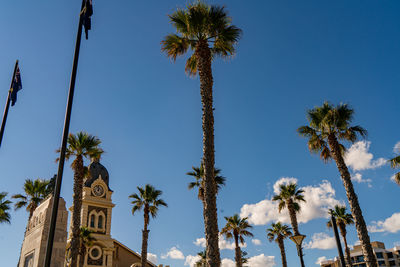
left=10, top=66, right=22, bottom=106
left=81, top=0, right=93, bottom=40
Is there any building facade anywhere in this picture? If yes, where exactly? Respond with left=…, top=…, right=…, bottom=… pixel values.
left=320, top=241, right=400, bottom=267
left=19, top=160, right=161, bottom=267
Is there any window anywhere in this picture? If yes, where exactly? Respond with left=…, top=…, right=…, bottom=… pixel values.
left=389, top=260, right=395, bottom=266
left=378, top=261, right=386, bottom=266
left=354, top=255, right=365, bottom=263
left=98, top=215, right=103, bottom=229
left=376, top=252, right=383, bottom=258
left=89, top=246, right=102, bottom=260
left=24, top=252, right=34, bottom=267
left=387, top=252, right=393, bottom=258
left=90, top=214, right=95, bottom=228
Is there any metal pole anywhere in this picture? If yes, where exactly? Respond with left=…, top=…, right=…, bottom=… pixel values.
left=43, top=1, right=85, bottom=266
left=0, top=60, right=18, bottom=148
left=331, top=214, right=346, bottom=267
left=297, top=245, right=306, bottom=267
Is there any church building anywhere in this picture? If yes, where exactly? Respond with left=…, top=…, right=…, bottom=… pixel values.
left=18, top=160, right=160, bottom=267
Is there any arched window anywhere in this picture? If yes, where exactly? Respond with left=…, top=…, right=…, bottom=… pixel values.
left=90, top=214, right=96, bottom=228
left=98, top=215, right=103, bottom=229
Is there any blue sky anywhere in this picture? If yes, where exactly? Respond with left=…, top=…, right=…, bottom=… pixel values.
left=1, top=0, right=400, bottom=266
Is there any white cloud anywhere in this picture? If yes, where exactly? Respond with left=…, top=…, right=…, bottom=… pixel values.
left=147, top=253, right=157, bottom=264
left=304, top=232, right=336, bottom=250
left=252, top=239, right=262, bottom=245
left=369, top=212, right=400, bottom=233
left=194, top=235, right=246, bottom=250
left=240, top=178, right=342, bottom=225
left=247, top=254, right=275, bottom=267
left=351, top=173, right=372, bottom=187
left=344, top=141, right=386, bottom=171
left=221, top=258, right=236, bottom=267
left=394, top=141, right=400, bottom=153
left=161, top=247, right=185, bottom=260
left=184, top=255, right=201, bottom=267
left=194, top=237, right=206, bottom=247
left=315, top=256, right=330, bottom=265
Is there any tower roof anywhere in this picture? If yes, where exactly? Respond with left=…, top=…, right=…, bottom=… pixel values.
left=84, top=159, right=112, bottom=190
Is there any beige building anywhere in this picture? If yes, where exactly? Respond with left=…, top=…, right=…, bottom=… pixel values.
left=320, top=241, right=400, bottom=267
left=18, top=160, right=163, bottom=267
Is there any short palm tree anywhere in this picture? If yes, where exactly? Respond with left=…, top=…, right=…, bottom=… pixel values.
left=272, top=183, right=306, bottom=266
left=0, top=192, right=12, bottom=224
left=61, top=131, right=103, bottom=267
left=196, top=250, right=207, bottom=267
left=298, top=102, right=377, bottom=267
left=162, top=3, right=241, bottom=265
left=327, top=205, right=354, bottom=267
left=267, top=222, right=292, bottom=267
left=130, top=184, right=167, bottom=267
left=272, top=183, right=305, bottom=235
left=79, top=227, right=95, bottom=267
left=389, top=155, right=400, bottom=185
left=12, top=178, right=51, bottom=219
left=187, top=165, right=226, bottom=201
left=220, top=214, right=253, bottom=267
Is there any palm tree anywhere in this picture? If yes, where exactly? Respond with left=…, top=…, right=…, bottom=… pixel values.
left=130, top=184, right=167, bottom=267
left=187, top=165, right=226, bottom=201
left=79, top=227, right=95, bottom=267
left=389, top=155, right=400, bottom=185
left=12, top=178, right=51, bottom=219
left=298, top=102, right=377, bottom=267
left=327, top=205, right=354, bottom=267
left=220, top=214, right=253, bottom=267
left=267, top=222, right=292, bottom=267
left=0, top=192, right=12, bottom=224
left=272, top=183, right=305, bottom=236
left=195, top=250, right=207, bottom=267
left=272, top=183, right=306, bottom=266
left=61, top=131, right=103, bottom=267
left=162, top=3, right=241, bottom=265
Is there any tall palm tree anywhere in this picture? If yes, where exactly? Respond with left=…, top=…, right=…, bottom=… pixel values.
left=0, top=192, right=12, bottom=224
left=79, top=227, right=95, bottom=267
left=327, top=205, right=354, bottom=267
left=187, top=165, right=226, bottom=201
left=162, top=3, right=241, bottom=265
left=130, top=184, right=167, bottom=267
left=298, top=102, right=377, bottom=267
left=272, top=183, right=306, bottom=266
left=12, top=178, right=51, bottom=219
left=61, top=131, right=103, bottom=267
left=195, top=250, right=207, bottom=267
left=389, top=155, right=400, bottom=185
left=220, top=214, right=253, bottom=267
left=267, top=222, right=292, bottom=267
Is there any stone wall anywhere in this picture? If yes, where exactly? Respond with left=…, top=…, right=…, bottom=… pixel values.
left=18, top=196, right=68, bottom=267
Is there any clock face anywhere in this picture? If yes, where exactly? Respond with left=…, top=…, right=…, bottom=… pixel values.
left=93, top=185, right=104, bottom=197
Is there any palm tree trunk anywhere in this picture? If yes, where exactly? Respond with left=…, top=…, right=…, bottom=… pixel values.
left=341, top=231, right=352, bottom=267
left=234, top=234, right=242, bottom=267
left=79, top=243, right=85, bottom=267
left=328, top=135, right=377, bottom=267
left=141, top=208, right=150, bottom=267
left=196, top=39, right=221, bottom=267
left=287, top=201, right=300, bottom=235
left=70, top=155, right=85, bottom=267
left=278, top=238, right=288, bottom=267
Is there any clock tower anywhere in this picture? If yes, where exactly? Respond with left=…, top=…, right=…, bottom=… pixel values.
left=69, top=158, right=115, bottom=267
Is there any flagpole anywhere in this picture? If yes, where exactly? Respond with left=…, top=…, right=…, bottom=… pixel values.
left=0, top=60, right=18, bottom=148
left=44, top=0, right=86, bottom=266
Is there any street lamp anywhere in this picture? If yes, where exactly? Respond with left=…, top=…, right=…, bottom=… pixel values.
left=290, top=234, right=306, bottom=267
